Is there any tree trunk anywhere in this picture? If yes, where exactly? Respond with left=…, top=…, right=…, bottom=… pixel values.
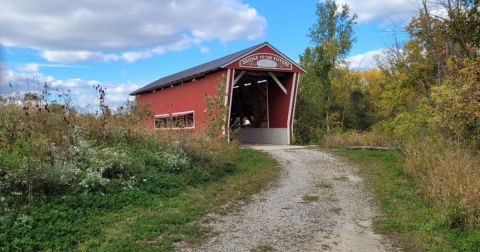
left=326, top=96, right=330, bottom=133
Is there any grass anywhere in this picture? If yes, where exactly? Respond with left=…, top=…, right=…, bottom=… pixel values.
left=315, top=182, right=332, bottom=189
left=1, top=148, right=279, bottom=251
left=322, top=129, right=390, bottom=148
left=250, top=245, right=275, bottom=252
left=334, top=149, right=480, bottom=251
left=301, top=195, right=320, bottom=203
left=402, top=136, right=480, bottom=228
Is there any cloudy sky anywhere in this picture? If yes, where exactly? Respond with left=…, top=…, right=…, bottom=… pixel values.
left=0, top=0, right=423, bottom=109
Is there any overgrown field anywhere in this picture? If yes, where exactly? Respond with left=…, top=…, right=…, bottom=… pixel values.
left=335, top=149, right=480, bottom=251
left=0, top=85, right=279, bottom=250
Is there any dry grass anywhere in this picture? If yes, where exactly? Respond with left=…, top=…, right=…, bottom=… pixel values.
left=323, top=128, right=391, bottom=148
left=336, top=149, right=480, bottom=250
left=403, top=137, right=480, bottom=228
left=301, top=195, right=319, bottom=203
left=326, top=126, right=480, bottom=229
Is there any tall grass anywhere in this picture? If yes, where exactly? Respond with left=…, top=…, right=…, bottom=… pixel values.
left=402, top=136, right=480, bottom=229
left=0, top=79, right=251, bottom=250
left=322, top=127, right=391, bottom=148
left=324, top=124, right=480, bottom=229
left=0, top=80, right=236, bottom=202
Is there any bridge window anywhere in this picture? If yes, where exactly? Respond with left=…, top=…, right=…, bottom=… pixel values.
left=154, top=111, right=194, bottom=129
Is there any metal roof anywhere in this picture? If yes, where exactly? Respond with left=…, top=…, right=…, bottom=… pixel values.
left=130, top=42, right=269, bottom=95
left=130, top=42, right=307, bottom=95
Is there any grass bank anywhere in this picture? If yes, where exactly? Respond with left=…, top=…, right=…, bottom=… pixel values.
left=1, top=80, right=280, bottom=251
left=1, top=148, right=279, bottom=251
left=334, top=149, right=480, bottom=251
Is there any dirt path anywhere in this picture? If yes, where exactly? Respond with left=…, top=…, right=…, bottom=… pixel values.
left=180, top=146, right=395, bottom=252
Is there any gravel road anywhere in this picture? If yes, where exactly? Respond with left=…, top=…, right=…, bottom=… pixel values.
left=179, top=146, right=395, bottom=252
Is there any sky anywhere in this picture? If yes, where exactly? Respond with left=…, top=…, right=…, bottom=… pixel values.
left=0, top=0, right=424, bottom=109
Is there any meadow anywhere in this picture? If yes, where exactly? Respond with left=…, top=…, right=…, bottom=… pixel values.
left=0, top=83, right=279, bottom=250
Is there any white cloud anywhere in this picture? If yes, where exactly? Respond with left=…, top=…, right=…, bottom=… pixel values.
left=40, top=43, right=182, bottom=63
left=430, top=8, right=449, bottom=19
left=0, top=62, right=5, bottom=86
left=38, top=63, right=88, bottom=69
left=41, top=50, right=121, bottom=63
left=346, top=48, right=386, bottom=69
left=1, top=67, right=141, bottom=109
left=0, top=0, right=266, bottom=63
left=121, top=51, right=151, bottom=63
left=199, top=46, right=211, bottom=54
left=17, top=63, right=39, bottom=72
left=337, top=0, right=421, bottom=23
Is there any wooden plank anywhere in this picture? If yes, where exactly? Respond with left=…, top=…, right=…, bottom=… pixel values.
left=233, top=71, right=246, bottom=85
left=268, top=72, right=287, bottom=95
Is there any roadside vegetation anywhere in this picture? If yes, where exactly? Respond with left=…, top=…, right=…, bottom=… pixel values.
left=0, top=80, right=279, bottom=250
left=297, top=0, right=480, bottom=248
left=336, top=149, right=480, bottom=251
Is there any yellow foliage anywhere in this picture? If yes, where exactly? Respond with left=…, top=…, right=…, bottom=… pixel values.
left=429, top=56, right=480, bottom=148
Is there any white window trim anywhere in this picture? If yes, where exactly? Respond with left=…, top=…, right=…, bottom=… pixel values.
left=153, top=110, right=195, bottom=130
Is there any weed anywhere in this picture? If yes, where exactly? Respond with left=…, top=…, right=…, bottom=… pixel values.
left=329, top=207, right=342, bottom=214
left=251, top=245, right=276, bottom=252
left=402, top=136, right=480, bottom=229
left=301, top=195, right=319, bottom=203
left=333, top=175, right=349, bottom=181
left=323, top=128, right=390, bottom=148
left=316, top=182, right=333, bottom=189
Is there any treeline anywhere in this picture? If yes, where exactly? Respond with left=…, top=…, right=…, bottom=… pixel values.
left=296, top=0, right=479, bottom=231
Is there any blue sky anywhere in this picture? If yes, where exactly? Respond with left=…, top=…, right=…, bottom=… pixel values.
left=0, top=0, right=421, bottom=109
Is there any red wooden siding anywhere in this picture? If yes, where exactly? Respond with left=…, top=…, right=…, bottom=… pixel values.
left=137, top=69, right=227, bottom=131
left=268, top=73, right=295, bottom=128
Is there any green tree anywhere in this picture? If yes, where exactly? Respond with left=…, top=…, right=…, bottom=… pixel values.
left=296, top=0, right=356, bottom=142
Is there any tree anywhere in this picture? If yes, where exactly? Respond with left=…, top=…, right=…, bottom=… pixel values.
left=429, top=56, right=480, bottom=149
left=375, top=0, right=480, bottom=150
left=296, top=0, right=356, bottom=141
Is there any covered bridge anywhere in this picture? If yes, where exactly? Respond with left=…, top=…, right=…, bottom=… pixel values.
left=130, top=42, right=305, bottom=145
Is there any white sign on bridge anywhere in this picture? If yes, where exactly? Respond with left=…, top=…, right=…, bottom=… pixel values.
left=239, top=53, right=293, bottom=70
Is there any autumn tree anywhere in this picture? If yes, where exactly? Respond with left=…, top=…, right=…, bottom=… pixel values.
left=295, top=0, right=357, bottom=142
left=428, top=56, right=480, bottom=148
left=374, top=0, right=480, bottom=149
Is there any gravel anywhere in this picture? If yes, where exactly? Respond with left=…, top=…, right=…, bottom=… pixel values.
left=179, top=146, right=396, bottom=252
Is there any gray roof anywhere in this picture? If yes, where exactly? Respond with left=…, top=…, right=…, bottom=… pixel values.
left=130, top=42, right=269, bottom=95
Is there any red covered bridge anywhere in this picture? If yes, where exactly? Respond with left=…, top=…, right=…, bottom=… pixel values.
left=130, top=42, right=305, bottom=145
